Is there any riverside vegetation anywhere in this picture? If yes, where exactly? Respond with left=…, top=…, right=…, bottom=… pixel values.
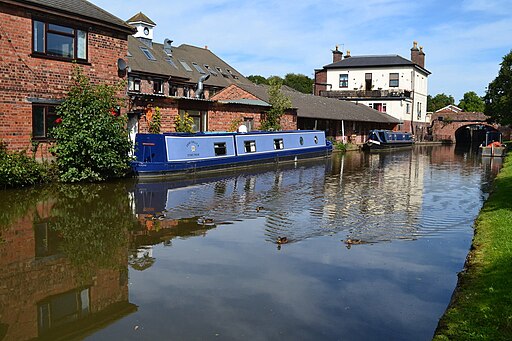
left=434, top=153, right=512, bottom=340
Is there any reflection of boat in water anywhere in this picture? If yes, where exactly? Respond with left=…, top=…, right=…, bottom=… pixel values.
left=131, top=130, right=332, bottom=177
left=363, top=130, right=414, bottom=151
left=130, top=161, right=332, bottom=246
left=480, top=131, right=506, bottom=157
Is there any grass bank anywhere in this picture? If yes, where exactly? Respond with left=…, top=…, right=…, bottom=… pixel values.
left=434, top=155, right=512, bottom=340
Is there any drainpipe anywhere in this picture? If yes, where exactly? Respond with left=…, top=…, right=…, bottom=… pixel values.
left=341, top=120, right=345, bottom=143
left=195, top=74, right=210, bottom=99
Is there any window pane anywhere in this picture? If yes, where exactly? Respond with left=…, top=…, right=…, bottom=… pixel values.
left=33, top=21, right=45, bottom=52
left=45, top=107, right=58, bottom=134
left=48, top=24, right=74, bottom=34
left=47, top=33, right=74, bottom=58
left=77, top=30, right=86, bottom=59
left=32, top=106, right=45, bottom=137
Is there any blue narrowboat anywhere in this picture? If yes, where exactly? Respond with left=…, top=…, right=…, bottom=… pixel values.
left=131, top=130, right=332, bottom=177
left=363, top=130, right=414, bottom=151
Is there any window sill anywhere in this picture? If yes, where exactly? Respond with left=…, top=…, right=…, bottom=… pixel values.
left=30, top=53, right=91, bottom=65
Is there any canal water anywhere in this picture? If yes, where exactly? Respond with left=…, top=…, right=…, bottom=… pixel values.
left=0, top=146, right=502, bottom=340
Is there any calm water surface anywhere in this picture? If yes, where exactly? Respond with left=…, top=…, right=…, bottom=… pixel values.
left=0, top=146, right=502, bottom=340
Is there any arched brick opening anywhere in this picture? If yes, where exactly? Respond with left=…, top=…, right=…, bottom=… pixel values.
left=454, top=124, right=499, bottom=146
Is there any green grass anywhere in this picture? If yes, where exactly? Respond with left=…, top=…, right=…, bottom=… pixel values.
left=434, top=155, right=512, bottom=340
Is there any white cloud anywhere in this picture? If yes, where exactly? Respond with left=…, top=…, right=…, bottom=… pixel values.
left=91, top=0, right=512, bottom=98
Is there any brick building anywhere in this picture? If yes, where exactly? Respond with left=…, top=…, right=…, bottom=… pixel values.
left=0, top=0, right=134, bottom=157
left=212, top=83, right=398, bottom=143
left=124, top=12, right=267, bottom=141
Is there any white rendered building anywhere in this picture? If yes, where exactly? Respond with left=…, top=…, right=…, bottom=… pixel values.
left=314, top=42, right=431, bottom=135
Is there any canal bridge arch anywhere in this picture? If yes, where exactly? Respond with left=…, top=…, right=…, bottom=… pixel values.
left=430, top=111, right=502, bottom=144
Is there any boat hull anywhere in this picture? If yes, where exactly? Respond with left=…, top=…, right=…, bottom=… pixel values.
left=131, top=130, right=332, bottom=178
left=362, top=141, right=414, bottom=151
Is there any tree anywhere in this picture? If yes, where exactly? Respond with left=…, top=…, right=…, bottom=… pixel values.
left=458, top=91, right=485, bottom=112
left=427, top=93, right=455, bottom=112
left=283, top=73, right=314, bottom=94
left=51, top=67, right=132, bottom=182
left=261, top=78, right=292, bottom=131
left=485, top=50, right=512, bottom=124
left=247, top=75, right=268, bottom=85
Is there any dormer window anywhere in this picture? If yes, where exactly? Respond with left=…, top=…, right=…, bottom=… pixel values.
left=33, top=20, right=87, bottom=61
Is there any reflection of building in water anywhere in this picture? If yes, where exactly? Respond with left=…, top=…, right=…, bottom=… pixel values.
left=325, top=149, right=426, bottom=242
left=0, top=200, right=136, bottom=340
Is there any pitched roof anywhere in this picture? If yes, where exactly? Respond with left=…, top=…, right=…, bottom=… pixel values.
left=127, top=36, right=253, bottom=88
left=7, top=0, right=134, bottom=33
left=324, top=55, right=431, bottom=75
left=127, top=12, right=156, bottom=26
left=232, top=84, right=399, bottom=123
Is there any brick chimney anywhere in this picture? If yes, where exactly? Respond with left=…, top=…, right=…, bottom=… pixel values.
left=410, top=41, right=420, bottom=66
left=418, top=46, right=425, bottom=68
left=332, top=45, right=343, bottom=63
left=344, top=50, right=351, bottom=59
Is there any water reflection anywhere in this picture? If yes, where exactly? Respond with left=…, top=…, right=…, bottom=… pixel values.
left=0, top=146, right=502, bottom=340
left=0, top=184, right=138, bottom=340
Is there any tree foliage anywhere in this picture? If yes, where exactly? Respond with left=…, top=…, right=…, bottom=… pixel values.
left=458, top=91, right=485, bottom=112
left=485, top=50, right=512, bottom=124
left=50, top=67, right=131, bottom=182
left=247, top=75, right=268, bottom=85
left=283, top=73, right=314, bottom=94
left=261, top=78, right=292, bottom=131
left=248, top=74, right=314, bottom=94
left=427, top=93, right=455, bottom=112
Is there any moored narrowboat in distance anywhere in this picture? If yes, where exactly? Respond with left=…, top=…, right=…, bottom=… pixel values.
left=363, top=130, right=414, bottom=151
left=480, top=131, right=506, bottom=157
left=131, top=130, right=332, bottom=177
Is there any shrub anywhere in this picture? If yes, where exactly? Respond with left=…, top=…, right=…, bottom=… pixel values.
left=50, top=67, right=132, bottom=182
left=175, top=112, right=195, bottom=133
left=0, top=141, right=52, bottom=188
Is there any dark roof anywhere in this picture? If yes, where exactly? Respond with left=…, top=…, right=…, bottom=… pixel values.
left=127, top=36, right=253, bottom=88
left=6, top=0, right=134, bottom=33
left=324, top=55, right=431, bottom=75
left=127, top=12, right=156, bottom=26
left=235, top=84, right=399, bottom=123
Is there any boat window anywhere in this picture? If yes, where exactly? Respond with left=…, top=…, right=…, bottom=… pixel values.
left=299, top=137, right=304, bottom=145
left=314, top=136, right=318, bottom=144
left=244, top=140, right=256, bottom=153
left=378, top=131, right=386, bottom=141
left=214, top=142, right=227, bottom=156
left=273, top=138, right=284, bottom=150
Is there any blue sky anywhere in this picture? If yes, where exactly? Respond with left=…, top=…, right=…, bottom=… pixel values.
left=91, top=0, right=512, bottom=102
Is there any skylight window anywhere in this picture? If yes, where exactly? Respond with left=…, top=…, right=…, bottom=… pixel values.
left=140, top=47, right=156, bottom=61
left=192, top=62, right=206, bottom=74
left=166, top=58, right=178, bottom=69
left=226, top=69, right=239, bottom=79
left=216, top=67, right=229, bottom=78
left=179, top=60, right=193, bottom=72
left=204, top=64, right=217, bottom=76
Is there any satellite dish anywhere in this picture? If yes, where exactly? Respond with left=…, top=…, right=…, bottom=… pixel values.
left=117, top=58, right=127, bottom=72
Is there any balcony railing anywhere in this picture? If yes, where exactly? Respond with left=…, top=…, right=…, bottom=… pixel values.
left=319, top=89, right=411, bottom=99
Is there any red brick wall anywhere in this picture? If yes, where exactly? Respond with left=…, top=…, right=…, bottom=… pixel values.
left=211, top=85, right=260, bottom=101
left=208, top=107, right=263, bottom=131
left=0, top=4, right=128, bottom=155
left=314, top=70, right=327, bottom=96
